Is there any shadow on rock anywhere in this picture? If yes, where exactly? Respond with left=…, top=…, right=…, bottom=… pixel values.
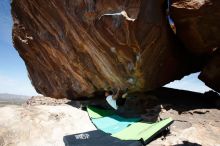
left=65, top=87, right=219, bottom=121
left=173, top=141, right=202, bottom=146
left=150, top=87, right=220, bottom=114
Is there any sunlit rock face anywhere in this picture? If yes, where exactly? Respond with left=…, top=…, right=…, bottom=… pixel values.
left=12, top=0, right=199, bottom=99
left=171, top=0, right=220, bottom=93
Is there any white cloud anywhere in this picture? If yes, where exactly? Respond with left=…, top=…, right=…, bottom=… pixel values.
left=164, top=72, right=212, bottom=93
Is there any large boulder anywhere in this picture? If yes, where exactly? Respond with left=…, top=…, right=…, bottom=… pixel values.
left=199, top=51, right=220, bottom=92
left=12, top=0, right=206, bottom=99
left=171, top=0, right=220, bottom=92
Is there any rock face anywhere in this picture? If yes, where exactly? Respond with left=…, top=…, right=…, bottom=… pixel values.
left=171, top=0, right=220, bottom=55
left=11, top=0, right=219, bottom=99
left=171, top=0, right=220, bottom=92
left=199, top=52, right=220, bottom=92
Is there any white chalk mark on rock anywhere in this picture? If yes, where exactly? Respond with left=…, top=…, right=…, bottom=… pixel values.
left=99, top=10, right=135, bottom=22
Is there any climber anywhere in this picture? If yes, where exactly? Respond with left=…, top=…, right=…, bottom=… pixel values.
left=105, top=90, right=118, bottom=110
left=105, top=89, right=127, bottom=110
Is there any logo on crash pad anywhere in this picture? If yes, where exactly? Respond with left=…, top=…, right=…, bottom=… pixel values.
left=75, top=133, right=90, bottom=139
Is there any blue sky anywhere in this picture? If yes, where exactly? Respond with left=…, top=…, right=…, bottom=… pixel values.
left=0, top=0, right=212, bottom=96
left=0, top=0, right=38, bottom=96
left=164, top=72, right=211, bottom=93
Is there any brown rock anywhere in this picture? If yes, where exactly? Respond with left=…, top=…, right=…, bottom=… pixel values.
left=171, top=0, right=220, bottom=55
left=171, top=0, right=220, bottom=92
left=24, top=96, right=70, bottom=106
left=12, top=0, right=201, bottom=99
left=199, top=52, right=220, bottom=92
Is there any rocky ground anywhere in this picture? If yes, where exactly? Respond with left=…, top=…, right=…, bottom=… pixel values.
left=0, top=98, right=95, bottom=146
left=24, top=96, right=70, bottom=106
left=0, top=96, right=220, bottom=146
left=148, top=105, right=220, bottom=146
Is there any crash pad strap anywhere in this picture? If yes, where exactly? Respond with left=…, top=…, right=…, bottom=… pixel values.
left=112, top=118, right=173, bottom=142
left=87, top=105, right=115, bottom=119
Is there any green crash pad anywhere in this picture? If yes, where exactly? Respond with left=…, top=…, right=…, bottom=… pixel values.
left=112, top=117, right=173, bottom=141
left=91, top=115, right=141, bottom=134
left=87, top=106, right=115, bottom=119
left=87, top=105, right=173, bottom=144
left=87, top=106, right=141, bottom=134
